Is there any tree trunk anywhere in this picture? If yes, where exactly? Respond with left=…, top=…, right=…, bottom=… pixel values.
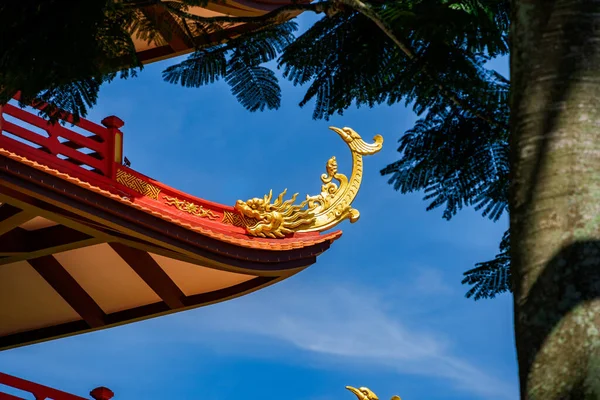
left=511, top=0, right=600, bottom=398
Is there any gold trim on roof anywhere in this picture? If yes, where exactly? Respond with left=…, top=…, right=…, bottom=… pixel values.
left=234, top=127, right=383, bottom=238
left=163, top=195, right=219, bottom=220
left=222, top=210, right=260, bottom=228
left=116, top=169, right=161, bottom=200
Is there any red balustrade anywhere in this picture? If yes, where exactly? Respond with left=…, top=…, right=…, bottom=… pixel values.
left=0, top=96, right=124, bottom=181
left=0, top=372, right=113, bottom=400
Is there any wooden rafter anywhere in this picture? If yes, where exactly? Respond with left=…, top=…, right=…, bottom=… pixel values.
left=109, top=242, right=186, bottom=309
left=0, top=203, right=32, bottom=236
left=0, top=224, right=92, bottom=253
left=0, top=275, right=281, bottom=351
left=0, top=228, right=25, bottom=255
left=28, top=255, right=106, bottom=328
left=135, top=21, right=264, bottom=64
left=0, top=192, right=114, bottom=243
left=141, top=5, right=193, bottom=52
left=0, top=224, right=103, bottom=264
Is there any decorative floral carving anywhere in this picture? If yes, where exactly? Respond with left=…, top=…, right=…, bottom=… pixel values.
left=163, top=195, right=218, bottom=220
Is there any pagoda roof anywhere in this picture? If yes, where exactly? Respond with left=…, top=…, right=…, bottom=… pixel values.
left=0, top=148, right=340, bottom=251
left=132, top=0, right=309, bottom=65
left=0, top=97, right=381, bottom=351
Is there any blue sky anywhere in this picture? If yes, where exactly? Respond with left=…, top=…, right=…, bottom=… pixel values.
left=0, top=14, right=516, bottom=400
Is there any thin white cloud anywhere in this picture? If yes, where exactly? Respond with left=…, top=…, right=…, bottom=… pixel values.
left=175, top=279, right=517, bottom=400
left=0, top=273, right=515, bottom=400
left=410, top=267, right=455, bottom=296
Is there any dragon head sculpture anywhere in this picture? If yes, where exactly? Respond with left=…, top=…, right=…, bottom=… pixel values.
left=234, top=189, right=315, bottom=238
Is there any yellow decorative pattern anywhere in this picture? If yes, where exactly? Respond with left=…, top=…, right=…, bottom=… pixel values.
left=116, top=169, right=161, bottom=200
left=222, top=210, right=259, bottom=228
left=346, top=386, right=401, bottom=400
left=163, top=195, right=219, bottom=220
left=234, top=127, right=383, bottom=238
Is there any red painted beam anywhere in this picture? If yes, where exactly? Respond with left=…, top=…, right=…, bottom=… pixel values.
left=0, top=392, right=23, bottom=400
left=0, top=372, right=90, bottom=400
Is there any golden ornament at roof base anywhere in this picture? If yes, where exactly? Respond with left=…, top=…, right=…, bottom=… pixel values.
left=235, top=126, right=383, bottom=238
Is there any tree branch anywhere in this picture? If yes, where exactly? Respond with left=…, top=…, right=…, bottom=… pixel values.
left=334, top=0, right=506, bottom=129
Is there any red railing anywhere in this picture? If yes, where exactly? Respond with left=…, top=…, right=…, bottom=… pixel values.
left=0, top=372, right=113, bottom=400
left=0, top=97, right=124, bottom=180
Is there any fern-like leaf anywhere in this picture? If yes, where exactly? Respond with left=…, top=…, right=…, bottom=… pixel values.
left=226, top=60, right=281, bottom=112
left=462, top=229, right=511, bottom=300
left=162, top=48, right=227, bottom=87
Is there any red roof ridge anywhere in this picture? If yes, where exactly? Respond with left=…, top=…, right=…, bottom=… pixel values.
left=0, top=147, right=342, bottom=250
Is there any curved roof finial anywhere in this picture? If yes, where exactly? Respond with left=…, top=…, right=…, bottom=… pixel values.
left=235, top=127, right=383, bottom=238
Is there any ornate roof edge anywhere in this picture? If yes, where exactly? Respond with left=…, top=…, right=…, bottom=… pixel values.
left=0, top=148, right=342, bottom=251
left=0, top=102, right=381, bottom=250
left=234, top=127, right=383, bottom=238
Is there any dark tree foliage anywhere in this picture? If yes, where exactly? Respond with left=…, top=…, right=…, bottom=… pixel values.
left=379, top=69, right=511, bottom=300
left=279, top=0, right=508, bottom=119
left=282, top=0, right=513, bottom=300
left=160, top=0, right=513, bottom=300
left=0, top=0, right=140, bottom=122
left=163, top=22, right=297, bottom=112
left=461, top=229, right=510, bottom=300
left=1, top=0, right=512, bottom=299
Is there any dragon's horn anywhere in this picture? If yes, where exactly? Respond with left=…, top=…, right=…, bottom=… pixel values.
left=264, top=190, right=273, bottom=203
left=274, top=189, right=288, bottom=206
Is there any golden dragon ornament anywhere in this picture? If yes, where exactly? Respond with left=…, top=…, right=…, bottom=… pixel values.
left=346, top=386, right=401, bottom=400
left=234, top=127, right=383, bottom=238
